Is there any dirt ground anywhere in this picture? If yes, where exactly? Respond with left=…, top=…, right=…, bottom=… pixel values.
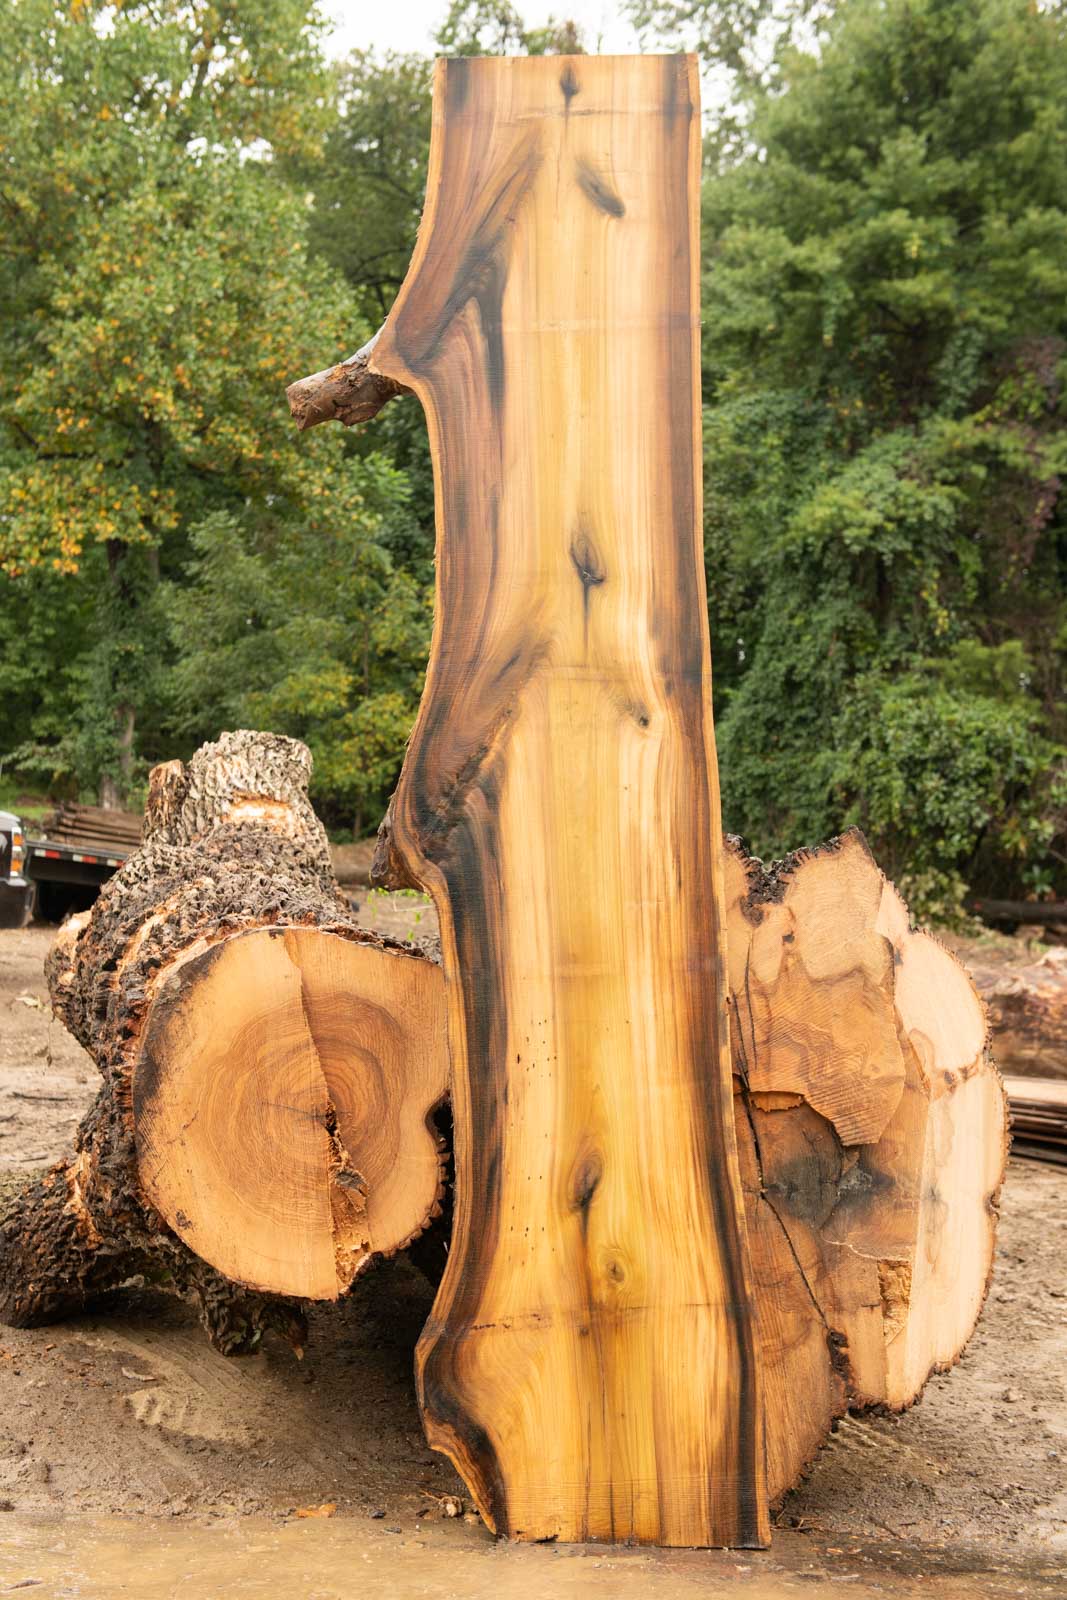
left=1, top=914, right=1066, bottom=1597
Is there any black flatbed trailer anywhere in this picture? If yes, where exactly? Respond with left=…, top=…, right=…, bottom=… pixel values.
left=0, top=806, right=137, bottom=924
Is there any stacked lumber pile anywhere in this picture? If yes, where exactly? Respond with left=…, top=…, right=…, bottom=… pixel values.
left=43, top=802, right=142, bottom=855
left=1003, top=1076, right=1067, bottom=1165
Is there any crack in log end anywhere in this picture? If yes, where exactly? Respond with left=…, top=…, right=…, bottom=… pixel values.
left=334, top=1167, right=368, bottom=1193
left=575, top=158, right=625, bottom=219
left=559, top=64, right=580, bottom=106
left=323, top=1095, right=371, bottom=1291
left=878, top=1259, right=913, bottom=1348
left=825, top=1327, right=853, bottom=1389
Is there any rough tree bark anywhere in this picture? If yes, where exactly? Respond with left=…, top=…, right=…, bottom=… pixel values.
left=286, top=331, right=409, bottom=432
left=0, top=731, right=448, bottom=1351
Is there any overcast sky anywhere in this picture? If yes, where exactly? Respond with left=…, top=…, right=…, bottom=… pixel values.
left=322, top=0, right=645, bottom=59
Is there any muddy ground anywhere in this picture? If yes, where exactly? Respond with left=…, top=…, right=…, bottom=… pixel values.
left=0, top=914, right=1065, bottom=1597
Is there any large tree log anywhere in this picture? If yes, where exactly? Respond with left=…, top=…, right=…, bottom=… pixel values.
left=0, top=732, right=448, bottom=1349
left=724, top=830, right=1008, bottom=1500
left=323, top=53, right=769, bottom=1549
left=3, top=754, right=1006, bottom=1510
left=968, top=944, right=1067, bottom=1082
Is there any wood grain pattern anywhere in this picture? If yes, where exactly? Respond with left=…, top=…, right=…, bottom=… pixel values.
left=369, top=54, right=768, bottom=1546
left=134, top=927, right=448, bottom=1300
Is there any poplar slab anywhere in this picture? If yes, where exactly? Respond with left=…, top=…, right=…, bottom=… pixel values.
left=367, top=53, right=769, bottom=1547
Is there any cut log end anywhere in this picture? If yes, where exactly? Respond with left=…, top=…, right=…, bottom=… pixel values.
left=1, top=731, right=449, bottom=1351
left=135, top=925, right=449, bottom=1299
left=725, top=828, right=1008, bottom=1501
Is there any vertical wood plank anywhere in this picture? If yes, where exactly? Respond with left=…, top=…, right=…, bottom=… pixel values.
left=372, top=53, right=768, bottom=1547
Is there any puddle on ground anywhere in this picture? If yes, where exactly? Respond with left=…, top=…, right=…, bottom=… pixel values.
left=0, top=1515, right=1063, bottom=1600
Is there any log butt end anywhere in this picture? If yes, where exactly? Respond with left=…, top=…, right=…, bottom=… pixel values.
left=134, top=924, right=450, bottom=1301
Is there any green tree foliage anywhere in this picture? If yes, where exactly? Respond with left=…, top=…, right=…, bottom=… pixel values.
left=293, top=50, right=434, bottom=328
left=627, top=0, right=826, bottom=164
left=0, top=0, right=424, bottom=824
left=697, top=0, right=1067, bottom=914
left=163, top=463, right=431, bottom=833
left=3, top=0, right=1066, bottom=910
left=435, top=0, right=586, bottom=56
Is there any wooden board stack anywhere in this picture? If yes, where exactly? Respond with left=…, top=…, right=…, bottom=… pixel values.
left=1004, top=1076, right=1067, bottom=1165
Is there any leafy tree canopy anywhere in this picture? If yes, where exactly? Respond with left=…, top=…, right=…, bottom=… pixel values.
left=2, top=0, right=1065, bottom=919
left=0, top=0, right=426, bottom=823
left=694, top=0, right=1067, bottom=914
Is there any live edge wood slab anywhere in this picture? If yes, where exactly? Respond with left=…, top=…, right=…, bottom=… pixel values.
left=341, top=54, right=767, bottom=1547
